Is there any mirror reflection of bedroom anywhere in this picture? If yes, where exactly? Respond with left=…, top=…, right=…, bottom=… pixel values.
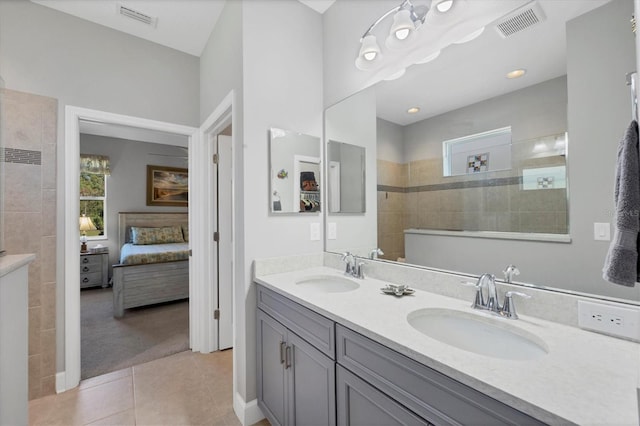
left=79, top=122, right=193, bottom=380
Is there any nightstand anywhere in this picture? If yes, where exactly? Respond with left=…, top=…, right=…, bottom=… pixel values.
left=80, top=251, right=109, bottom=288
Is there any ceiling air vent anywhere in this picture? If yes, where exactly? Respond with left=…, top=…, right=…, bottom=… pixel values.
left=495, top=2, right=546, bottom=38
left=117, top=4, right=158, bottom=27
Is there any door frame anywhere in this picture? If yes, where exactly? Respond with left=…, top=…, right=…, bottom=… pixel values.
left=62, top=106, right=199, bottom=391
left=199, top=91, right=236, bottom=353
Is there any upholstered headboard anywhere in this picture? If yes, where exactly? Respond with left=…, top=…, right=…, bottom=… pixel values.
left=118, top=212, right=188, bottom=247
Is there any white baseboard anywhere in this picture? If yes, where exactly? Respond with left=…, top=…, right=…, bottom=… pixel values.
left=55, top=372, right=66, bottom=394
left=233, top=392, right=264, bottom=426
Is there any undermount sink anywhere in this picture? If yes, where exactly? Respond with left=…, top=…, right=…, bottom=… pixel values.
left=407, top=308, right=548, bottom=361
left=295, top=275, right=360, bottom=293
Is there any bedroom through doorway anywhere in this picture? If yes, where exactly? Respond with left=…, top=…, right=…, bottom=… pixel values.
left=78, top=123, right=191, bottom=380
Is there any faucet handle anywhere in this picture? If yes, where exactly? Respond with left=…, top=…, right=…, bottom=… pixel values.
left=502, top=264, right=520, bottom=283
left=460, top=281, right=485, bottom=309
left=356, top=261, right=366, bottom=279
left=502, top=291, right=531, bottom=319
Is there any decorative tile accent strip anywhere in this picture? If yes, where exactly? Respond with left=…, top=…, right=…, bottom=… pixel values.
left=378, top=176, right=523, bottom=193
left=3, top=147, right=41, bottom=165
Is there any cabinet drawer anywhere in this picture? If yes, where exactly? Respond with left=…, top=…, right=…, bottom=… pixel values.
left=337, top=365, right=431, bottom=426
left=80, top=263, right=102, bottom=274
left=336, top=325, right=545, bottom=426
left=80, top=255, right=102, bottom=267
left=81, top=272, right=102, bottom=287
left=257, top=285, right=335, bottom=359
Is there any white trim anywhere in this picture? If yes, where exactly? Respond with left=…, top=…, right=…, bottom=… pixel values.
left=64, top=106, right=198, bottom=390
left=404, top=228, right=572, bottom=243
left=233, top=393, right=264, bottom=426
left=197, top=90, right=235, bottom=354
left=55, top=372, right=66, bottom=394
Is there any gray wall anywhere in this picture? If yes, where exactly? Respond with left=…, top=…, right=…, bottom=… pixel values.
left=0, top=0, right=200, bottom=373
left=401, top=76, right=567, bottom=163
left=79, top=135, right=188, bottom=276
left=241, top=0, right=324, bottom=403
left=325, top=88, right=378, bottom=254
left=405, top=1, right=638, bottom=302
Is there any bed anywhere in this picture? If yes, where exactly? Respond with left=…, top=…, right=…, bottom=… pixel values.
left=112, top=212, right=189, bottom=318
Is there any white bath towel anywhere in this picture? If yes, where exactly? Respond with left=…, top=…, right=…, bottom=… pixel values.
left=603, top=120, right=639, bottom=287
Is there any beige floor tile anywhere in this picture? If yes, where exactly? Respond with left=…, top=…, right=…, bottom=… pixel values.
left=29, top=350, right=245, bottom=426
left=79, top=367, right=132, bottom=391
left=85, top=409, right=136, bottom=426
left=134, top=383, right=217, bottom=425
left=30, top=376, right=134, bottom=426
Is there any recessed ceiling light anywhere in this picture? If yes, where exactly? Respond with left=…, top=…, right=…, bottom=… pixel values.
left=407, top=107, right=420, bottom=114
left=436, top=0, right=454, bottom=13
left=506, top=69, right=527, bottom=79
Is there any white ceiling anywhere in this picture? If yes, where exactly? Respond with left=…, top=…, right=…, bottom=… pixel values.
left=31, top=0, right=227, bottom=56
left=374, top=0, right=611, bottom=126
left=298, top=0, right=336, bottom=14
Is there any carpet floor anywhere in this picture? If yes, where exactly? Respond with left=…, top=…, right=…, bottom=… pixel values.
left=80, top=287, right=189, bottom=380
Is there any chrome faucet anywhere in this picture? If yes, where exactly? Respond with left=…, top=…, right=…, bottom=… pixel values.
left=340, top=252, right=366, bottom=279
left=478, top=273, right=501, bottom=313
left=463, top=273, right=531, bottom=319
left=369, top=248, right=384, bottom=259
left=503, top=264, right=520, bottom=283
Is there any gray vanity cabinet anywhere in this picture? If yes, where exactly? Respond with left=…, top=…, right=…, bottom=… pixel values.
left=336, top=325, right=546, bottom=426
left=256, top=286, right=336, bottom=426
left=337, top=365, right=432, bottom=426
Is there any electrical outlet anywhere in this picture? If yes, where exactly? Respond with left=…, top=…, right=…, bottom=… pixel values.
left=578, top=300, right=640, bottom=341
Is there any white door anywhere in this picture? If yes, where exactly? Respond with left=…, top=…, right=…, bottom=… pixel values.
left=216, top=135, right=233, bottom=349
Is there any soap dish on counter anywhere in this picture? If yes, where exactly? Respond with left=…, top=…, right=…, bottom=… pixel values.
left=381, top=283, right=415, bottom=297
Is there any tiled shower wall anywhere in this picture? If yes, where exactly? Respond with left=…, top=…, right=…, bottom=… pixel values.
left=1, top=89, right=57, bottom=399
left=377, top=153, right=568, bottom=263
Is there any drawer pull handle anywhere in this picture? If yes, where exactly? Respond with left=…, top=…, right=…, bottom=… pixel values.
left=82, top=266, right=90, bottom=272
left=279, top=341, right=286, bottom=365
left=82, top=277, right=89, bottom=283
left=285, top=345, right=292, bottom=369
left=82, top=257, right=89, bottom=263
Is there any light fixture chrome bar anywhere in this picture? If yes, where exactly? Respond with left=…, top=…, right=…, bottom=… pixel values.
left=359, top=0, right=429, bottom=41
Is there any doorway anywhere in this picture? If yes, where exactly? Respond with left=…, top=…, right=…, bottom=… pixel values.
left=63, top=106, right=200, bottom=390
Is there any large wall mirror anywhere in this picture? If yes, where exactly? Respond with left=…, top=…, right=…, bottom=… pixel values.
left=325, top=0, right=640, bottom=303
left=270, top=128, right=321, bottom=214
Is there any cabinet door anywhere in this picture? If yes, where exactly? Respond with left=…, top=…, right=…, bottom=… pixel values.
left=288, top=332, right=336, bottom=426
left=257, top=310, right=287, bottom=426
left=337, top=366, right=431, bottom=426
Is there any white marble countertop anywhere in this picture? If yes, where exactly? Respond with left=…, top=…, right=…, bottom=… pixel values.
left=255, top=266, right=640, bottom=426
left=0, top=254, right=35, bottom=278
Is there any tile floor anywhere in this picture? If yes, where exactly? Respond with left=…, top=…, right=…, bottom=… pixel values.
left=29, top=350, right=270, bottom=426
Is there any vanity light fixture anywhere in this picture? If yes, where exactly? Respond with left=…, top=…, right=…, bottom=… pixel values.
left=407, top=107, right=420, bottom=114
left=356, top=0, right=439, bottom=70
left=506, top=68, right=527, bottom=79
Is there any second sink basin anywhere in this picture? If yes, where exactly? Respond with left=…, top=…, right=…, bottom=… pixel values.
left=295, top=275, right=360, bottom=293
left=407, top=308, right=548, bottom=361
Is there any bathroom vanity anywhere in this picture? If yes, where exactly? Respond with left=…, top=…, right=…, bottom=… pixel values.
left=0, top=254, right=35, bottom=425
left=255, top=262, right=639, bottom=426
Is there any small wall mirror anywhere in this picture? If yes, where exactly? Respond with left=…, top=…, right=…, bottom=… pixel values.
left=269, top=128, right=321, bottom=214
left=328, top=140, right=366, bottom=213
left=443, top=127, right=512, bottom=177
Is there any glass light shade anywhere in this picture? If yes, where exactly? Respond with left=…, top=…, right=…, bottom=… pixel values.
left=435, top=0, right=454, bottom=13
left=390, top=9, right=414, bottom=40
left=386, top=10, right=417, bottom=50
left=355, top=35, right=381, bottom=70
